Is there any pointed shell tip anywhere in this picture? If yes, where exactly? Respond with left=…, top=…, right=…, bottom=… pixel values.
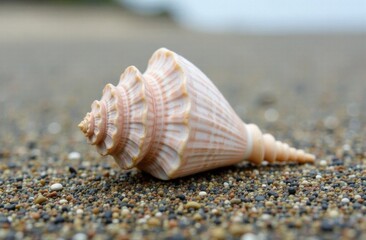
left=78, top=114, right=91, bottom=135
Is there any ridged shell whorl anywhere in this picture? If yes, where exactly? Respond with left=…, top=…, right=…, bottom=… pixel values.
left=79, top=48, right=315, bottom=180
left=79, top=66, right=153, bottom=169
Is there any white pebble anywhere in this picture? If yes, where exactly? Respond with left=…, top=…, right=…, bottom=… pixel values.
left=323, top=115, right=339, bottom=130
left=343, top=144, right=351, bottom=152
left=199, top=191, right=207, bottom=197
left=355, top=195, right=361, bottom=199
left=59, top=199, right=68, bottom=204
left=76, top=209, right=84, bottom=215
left=72, top=233, right=87, bottom=240
left=319, top=160, right=327, bottom=166
left=264, top=108, right=279, bottom=122
left=341, top=198, right=350, bottom=203
left=260, top=214, right=271, bottom=221
left=232, top=215, right=242, bottom=222
left=121, top=208, right=130, bottom=216
left=155, top=212, right=162, bottom=217
left=316, top=175, right=322, bottom=179
left=349, top=174, right=356, bottom=179
left=223, top=182, right=229, bottom=188
left=302, top=180, right=309, bottom=185
left=329, top=209, right=339, bottom=218
left=241, top=233, right=259, bottom=240
left=224, top=200, right=231, bottom=205
left=68, top=152, right=81, bottom=161
left=50, top=183, right=63, bottom=191
left=137, top=218, right=146, bottom=224
left=48, top=122, right=61, bottom=134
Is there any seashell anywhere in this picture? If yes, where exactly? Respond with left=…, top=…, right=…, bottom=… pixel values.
left=78, top=48, right=315, bottom=180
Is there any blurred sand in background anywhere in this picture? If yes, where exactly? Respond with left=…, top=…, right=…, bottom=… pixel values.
left=1, top=3, right=365, bottom=122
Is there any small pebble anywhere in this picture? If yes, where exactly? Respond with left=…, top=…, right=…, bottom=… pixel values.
left=199, top=191, right=207, bottom=197
left=121, top=208, right=130, bottom=216
left=241, top=233, right=258, bottom=240
left=319, top=160, right=327, bottom=166
left=69, top=167, right=78, bottom=175
left=255, top=195, right=265, bottom=201
left=211, top=227, right=226, bottom=240
left=264, top=108, right=279, bottom=122
left=186, top=201, right=201, bottom=209
left=193, top=213, right=202, bottom=221
left=76, top=209, right=84, bottom=215
left=48, top=122, right=61, bottom=134
left=72, top=233, right=87, bottom=240
left=288, top=187, right=296, bottom=195
left=230, top=198, right=241, bottom=204
left=34, top=194, right=48, bottom=204
left=155, top=212, right=162, bottom=217
left=92, top=208, right=99, bottom=214
left=59, top=199, right=68, bottom=204
left=50, top=183, right=63, bottom=191
left=341, top=198, right=350, bottom=204
left=30, top=212, right=41, bottom=220
left=68, top=151, right=81, bottom=161
left=323, top=115, right=339, bottom=130
left=147, top=217, right=160, bottom=227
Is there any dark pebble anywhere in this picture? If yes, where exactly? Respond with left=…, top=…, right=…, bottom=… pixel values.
left=7, top=162, right=17, bottom=169
left=27, top=141, right=37, bottom=149
left=213, top=218, right=222, bottom=225
left=176, top=194, right=186, bottom=201
left=0, top=216, right=9, bottom=224
left=255, top=195, right=265, bottom=201
left=267, top=191, right=279, bottom=198
left=165, top=234, right=186, bottom=240
left=288, top=187, right=297, bottom=195
left=4, top=204, right=16, bottom=211
left=94, top=175, right=102, bottom=181
left=54, top=216, right=65, bottom=224
left=69, top=167, right=78, bottom=175
left=104, top=211, right=113, bottom=219
left=16, top=176, right=23, bottom=181
left=321, top=220, right=334, bottom=232
left=168, top=213, right=177, bottom=220
left=42, top=213, right=50, bottom=221
left=61, top=206, right=69, bottom=212
left=159, top=206, right=167, bottom=212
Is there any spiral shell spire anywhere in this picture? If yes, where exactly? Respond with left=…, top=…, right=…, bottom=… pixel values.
left=79, top=48, right=315, bottom=180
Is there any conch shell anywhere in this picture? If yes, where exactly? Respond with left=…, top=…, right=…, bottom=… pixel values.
left=79, top=48, right=315, bottom=180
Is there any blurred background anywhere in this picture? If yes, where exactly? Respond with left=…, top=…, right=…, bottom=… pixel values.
left=0, top=0, right=365, bottom=154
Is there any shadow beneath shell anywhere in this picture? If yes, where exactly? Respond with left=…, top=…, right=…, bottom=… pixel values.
left=105, top=162, right=300, bottom=190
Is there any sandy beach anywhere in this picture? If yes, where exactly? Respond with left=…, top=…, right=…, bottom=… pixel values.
left=0, top=3, right=365, bottom=239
